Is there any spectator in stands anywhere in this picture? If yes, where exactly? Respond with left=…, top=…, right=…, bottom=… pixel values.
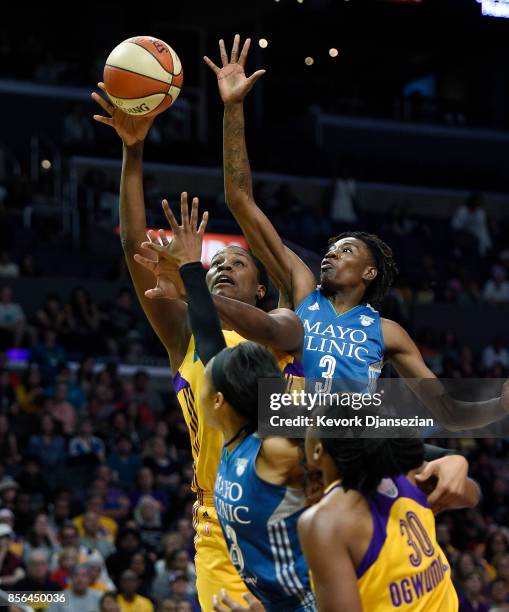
left=0, top=474, right=19, bottom=507
left=74, top=494, right=117, bottom=542
left=93, top=465, right=131, bottom=523
left=49, top=381, right=77, bottom=436
left=101, top=591, right=121, bottom=612
left=151, top=549, right=196, bottom=602
left=0, top=413, right=19, bottom=465
left=79, top=512, right=115, bottom=560
left=133, top=370, right=164, bottom=418
left=451, top=193, right=492, bottom=256
left=117, top=569, right=154, bottom=612
left=483, top=266, right=509, bottom=304
left=143, top=436, right=179, bottom=491
left=68, top=418, right=105, bottom=467
left=0, top=508, right=22, bottom=558
left=482, top=338, right=509, bottom=372
left=23, top=513, right=59, bottom=564
left=106, top=527, right=142, bottom=586
left=19, top=254, right=39, bottom=277
left=0, top=369, right=16, bottom=412
left=49, top=546, right=78, bottom=589
left=488, top=578, right=509, bottom=610
left=495, top=555, right=509, bottom=589
left=0, top=251, right=19, bottom=277
left=34, top=294, right=72, bottom=346
left=32, top=330, right=67, bottom=383
left=103, top=288, right=138, bottom=357
left=86, top=553, right=115, bottom=593
left=16, top=457, right=50, bottom=508
left=167, top=572, right=196, bottom=610
left=458, top=570, right=490, bottom=611
left=27, top=414, right=66, bottom=469
left=67, top=287, right=101, bottom=354
left=459, top=279, right=482, bottom=305
left=0, top=285, right=29, bottom=347
left=107, top=435, right=143, bottom=488
left=129, top=550, right=155, bottom=598
left=485, top=530, right=509, bottom=576
left=0, top=524, right=24, bottom=587
left=134, top=496, right=163, bottom=552
left=47, top=564, right=101, bottom=611
left=130, top=467, right=167, bottom=513
left=15, top=364, right=45, bottom=413
left=48, top=495, right=73, bottom=533
left=52, top=365, right=86, bottom=409
left=13, top=549, right=61, bottom=605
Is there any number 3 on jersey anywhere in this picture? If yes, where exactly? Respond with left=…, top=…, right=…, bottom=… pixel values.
left=315, top=355, right=336, bottom=393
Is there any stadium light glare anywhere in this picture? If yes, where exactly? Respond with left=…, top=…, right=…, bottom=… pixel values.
left=259, top=38, right=269, bottom=48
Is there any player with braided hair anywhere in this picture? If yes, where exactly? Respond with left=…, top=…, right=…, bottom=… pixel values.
left=205, top=33, right=509, bottom=434
left=298, top=412, right=480, bottom=611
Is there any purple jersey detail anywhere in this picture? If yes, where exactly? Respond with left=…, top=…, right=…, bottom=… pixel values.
left=356, top=474, right=429, bottom=579
left=173, top=371, right=190, bottom=394
left=283, top=359, right=305, bottom=378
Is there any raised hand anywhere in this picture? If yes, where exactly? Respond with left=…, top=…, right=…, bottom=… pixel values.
left=204, top=34, right=266, bottom=105
left=133, top=231, right=185, bottom=300
left=91, top=82, right=154, bottom=146
left=139, top=192, right=209, bottom=269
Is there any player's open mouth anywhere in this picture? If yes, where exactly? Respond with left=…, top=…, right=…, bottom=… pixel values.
left=214, top=275, right=235, bottom=287
left=321, top=261, right=333, bottom=270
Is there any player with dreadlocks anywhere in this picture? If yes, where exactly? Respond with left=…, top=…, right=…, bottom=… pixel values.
left=204, top=33, right=509, bottom=431
left=297, top=407, right=479, bottom=611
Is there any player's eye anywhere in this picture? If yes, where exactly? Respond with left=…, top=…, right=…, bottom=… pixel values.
left=234, top=260, right=245, bottom=267
left=343, top=247, right=352, bottom=253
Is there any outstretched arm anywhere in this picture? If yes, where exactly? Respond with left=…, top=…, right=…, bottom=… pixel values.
left=204, top=36, right=316, bottom=308
left=383, top=318, right=509, bottom=431
left=138, top=200, right=304, bottom=356
left=92, top=85, right=189, bottom=370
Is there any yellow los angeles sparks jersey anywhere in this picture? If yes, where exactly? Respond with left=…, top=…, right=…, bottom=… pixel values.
left=173, top=330, right=304, bottom=496
left=350, top=474, right=458, bottom=611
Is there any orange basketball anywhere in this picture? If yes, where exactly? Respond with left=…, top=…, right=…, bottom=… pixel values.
left=103, top=36, right=183, bottom=117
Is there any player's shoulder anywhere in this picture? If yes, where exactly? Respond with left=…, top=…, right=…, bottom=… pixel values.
left=380, top=318, right=414, bottom=351
left=260, top=436, right=302, bottom=465
left=295, top=286, right=321, bottom=311
left=299, top=488, right=363, bottom=537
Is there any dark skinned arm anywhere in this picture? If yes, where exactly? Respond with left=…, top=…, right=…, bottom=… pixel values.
left=119, top=144, right=189, bottom=370
left=383, top=318, right=509, bottom=431
left=212, top=297, right=303, bottom=357
left=204, top=36, right=316, bottom=308
left=92, top=85, right=190, bottom=371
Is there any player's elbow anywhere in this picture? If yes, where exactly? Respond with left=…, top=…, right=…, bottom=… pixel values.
left=464, top=479, right=482, bottom=509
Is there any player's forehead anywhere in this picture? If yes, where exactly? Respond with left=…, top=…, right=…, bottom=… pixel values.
left=328, top=236, right=367, bottom=253
left=211, top=246, right=251, bottom=264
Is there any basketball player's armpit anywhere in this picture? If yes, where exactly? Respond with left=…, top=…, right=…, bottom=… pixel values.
left=180, top=261, right=226, bottom=364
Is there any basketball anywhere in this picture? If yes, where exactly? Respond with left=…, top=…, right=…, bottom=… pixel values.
left=103, top=36, right=183, bottom=117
